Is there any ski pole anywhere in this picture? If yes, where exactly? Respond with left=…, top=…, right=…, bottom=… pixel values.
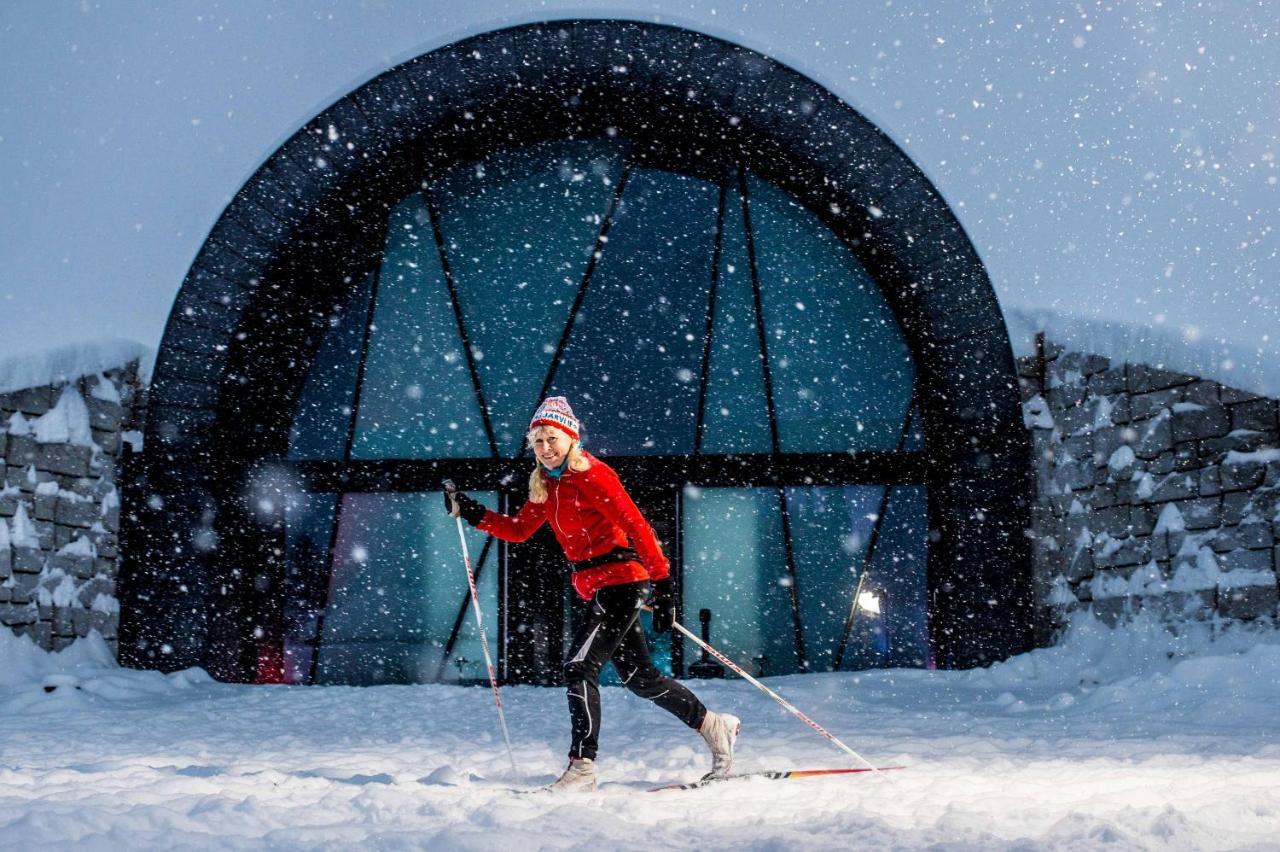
left=443, top=481, right=518, bottom=776
left=651, top=607, right=878, bottom=771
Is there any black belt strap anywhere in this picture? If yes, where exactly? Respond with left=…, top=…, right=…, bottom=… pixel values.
left=570, top=546, right=640, bottom=573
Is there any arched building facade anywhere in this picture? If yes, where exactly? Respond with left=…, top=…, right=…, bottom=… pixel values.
left=120, top=21, right=1033, bottom=684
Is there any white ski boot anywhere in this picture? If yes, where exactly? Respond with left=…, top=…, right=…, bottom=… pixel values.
left=544, top=756, right=597, bottom=792
left=699, top=710, right=741, bottom=779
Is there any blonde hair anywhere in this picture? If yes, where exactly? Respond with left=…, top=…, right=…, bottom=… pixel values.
left=527, top=426, right=590, bottom=503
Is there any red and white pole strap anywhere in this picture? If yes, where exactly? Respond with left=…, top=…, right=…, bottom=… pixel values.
left=665, top=612, right=878, bottom=771
left=452, top=513, right=518, bottom=775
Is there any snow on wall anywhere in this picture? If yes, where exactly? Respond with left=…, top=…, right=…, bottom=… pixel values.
left=0, top=339, right=152, bottom=397
left=1006, top=307, right=1279, bottom=402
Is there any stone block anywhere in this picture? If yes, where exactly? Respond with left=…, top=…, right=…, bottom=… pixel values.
left=85, top=396, right=123, bottom=432
left=1218, top=547, right=1274, bottom=574
left=1065, top=546, right=1094, bottom=583
left=51, top=607, right=75, bottom=636
left=1267, top=461, right=1280, bottom=488
left=5, top=434, right=38, bottom=466
left=31, top=622, right=53, bottom=649
left=1201, top=430, right=1277, bottom=458
left=0, top=548, right=10, bottom=579
left=1148, top=472, right=1197, bottom=504
left=1221, top=461, right=1266, bottom=492
left=93, top=531, right=118, bottom=559
left=1143, top=589, right=1215, bottom=620
left=1230, top=398, right=1279, bottom=433
left=1090, top=597, right=1132, bottom=627
left=1130, top=506, right=1157, bottom=537
left=12, top=547, right=45, bottom=574
left=1173, top=442, right=1199, bottom=471
left=0, top=602, right=37, bottom=626
left=9, top=571, right=40, bottom=603
left=48, top=552, right=96, bottom=581
left=0, top=386, right=53, bottom=416
left=1218, top=385, right=1260, bottom=405
left=1213, top=524, right=1275, bottom=553
left=1199, top=466, right=1222, bottom=497
left=91, top=428, right=120, bottom=455
left=1129, top=364, right=1195, bottom=394
left=1055, top=401, right=1093, bottom=435
left=1174, top=497, right=1221, bottom=530
left=1095, top=535, right=1150, bottom=568
left=0, top=430, right=6, bottom=458
left=1131, top=388, right=1182, bottom=421
left=72, top=608, right=93, bottom=636
left=33, top=490, right=56, bottom=521
left=90, top=609, right=118, bottom=640
left=1222, top=492, right=1253, bottom=525
left=1056, top=458, right=1095, bottom=492
left=1048, top=383, right=1086, bottom=412
left=0, top=485, right=17, bottom=517
left=1133, top=414, right=1172, bottom=460
left=37, top=444, right=93, bottom=478
left=53, top=524, right=73, bottom=549
left=1092, top=426, right=1129, bottom=465
left=1184, top=380, right=1222, bottom=407
left=1087, top=369, right=1126, bottom=396
left=1171, top=405, right=1230, bottom=442
left=1089, top=483, right=1120, bottom=509
left=55, top=496, right=98, bottom=529
left=1218, top=584, right=1279, bottom=621
left=1094, top=506, right=1135, bottom=538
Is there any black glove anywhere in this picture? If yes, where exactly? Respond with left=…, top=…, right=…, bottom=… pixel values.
left=442, top=482, right=487, bottom=526
left=649, top=577, right=675, bottom=634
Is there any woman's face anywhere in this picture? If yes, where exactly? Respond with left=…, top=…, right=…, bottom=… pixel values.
left=531, top=427, right=570, bottom=469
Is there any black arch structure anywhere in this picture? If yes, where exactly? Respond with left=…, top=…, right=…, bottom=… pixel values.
left=120, top=20, right=1034, bottom=679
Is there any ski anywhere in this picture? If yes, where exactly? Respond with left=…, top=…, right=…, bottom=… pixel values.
left=647, top=766, right=904, bottom=792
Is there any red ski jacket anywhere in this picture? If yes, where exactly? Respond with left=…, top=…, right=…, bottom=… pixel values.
left=476, top=452, right=670, bottom=600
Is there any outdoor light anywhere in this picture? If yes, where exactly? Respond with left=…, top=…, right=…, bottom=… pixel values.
left=856, top=590, right=882, bottom=616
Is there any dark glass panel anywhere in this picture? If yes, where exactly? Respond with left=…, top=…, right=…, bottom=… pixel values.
left=432, top=140, right=627, bottom=454
left=905, top=403, right=925, bottom=451
left=351, top=195, right=489, bottom=459
left=550, top=168, right=718, bottom=455
left=839, top=485, right=930, bottom=670
left=281, top=492, right=338, bottom=683
left=287, top=271, right=374, bottom=459
left=680, top=486, right=796, bottom=675
left=312, top=491, right=498, bottom=685
left=701, top=178, right=772, bottom=454
left=747, top=175, right=914, bottom=452
left=785, top=485, right=883, bottom=672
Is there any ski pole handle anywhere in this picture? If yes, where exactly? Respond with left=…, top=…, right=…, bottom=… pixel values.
left=651, top=607, right=878, bottom=771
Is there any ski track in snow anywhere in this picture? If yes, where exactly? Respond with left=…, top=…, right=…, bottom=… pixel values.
left=3, top=617, right=1280, bottom=850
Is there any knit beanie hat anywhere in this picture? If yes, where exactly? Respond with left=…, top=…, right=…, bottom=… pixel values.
left=529, top=396, right=580, bottom=442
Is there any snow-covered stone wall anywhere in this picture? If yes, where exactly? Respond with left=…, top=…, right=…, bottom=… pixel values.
left=0, top=364, right=143, bottom=654
left=1020, top=339, right=1280, bottom=632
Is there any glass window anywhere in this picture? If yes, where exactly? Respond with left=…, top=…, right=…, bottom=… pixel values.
left=352, top=195, right=490, bottom=459
left=282, top=492, right=339, bottom=683
left=434, top=140, right=627, bottom=455
left=681, top=486, right=797, bottom=675
left=747, top=175, right=914, bottom=452
left=311, top=491, right=498, bottom=685
left=701, top=179, right=772, bottom=455
left=287, top=270, right=374, bottom=459
left=549, top=168, right=718, bottom=456
left=853, top=485, right=930, bottom=669
left=785, top=485, right=883, bottom=672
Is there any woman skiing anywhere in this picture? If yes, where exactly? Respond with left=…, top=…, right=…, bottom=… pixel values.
left=443, top=396, right=740, bottom=792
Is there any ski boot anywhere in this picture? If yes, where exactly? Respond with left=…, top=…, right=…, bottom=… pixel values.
left=544, top=756, right=597, bottom=792
left=699, top=710, right=741, bottom=780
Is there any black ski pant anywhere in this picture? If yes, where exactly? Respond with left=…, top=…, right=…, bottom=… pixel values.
left=564, top=580, right=707, bottom=760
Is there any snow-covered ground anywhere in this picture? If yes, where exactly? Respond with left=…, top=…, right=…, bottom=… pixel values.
left=3, top=614, right=1279, bottom=850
